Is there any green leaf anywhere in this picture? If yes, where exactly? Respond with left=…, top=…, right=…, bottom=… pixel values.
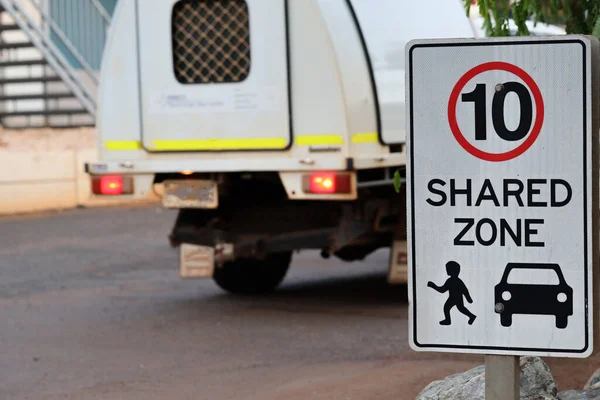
left=464, top=0, right=599, bottom=36
left=393, top=170, right=402, bottom=193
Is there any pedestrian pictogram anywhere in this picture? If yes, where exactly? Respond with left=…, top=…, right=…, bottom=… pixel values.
left=427, top=261, right=476, bottom=326
left=406, top=36, right=599, bottom=358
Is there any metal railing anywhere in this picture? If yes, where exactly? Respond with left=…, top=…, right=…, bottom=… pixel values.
left=0, top=0, right=113, bottom=117
left=46, top=0, right=112, bottom=71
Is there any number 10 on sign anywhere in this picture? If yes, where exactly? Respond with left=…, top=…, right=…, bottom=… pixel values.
left=448, top=62, right=545, bottom=162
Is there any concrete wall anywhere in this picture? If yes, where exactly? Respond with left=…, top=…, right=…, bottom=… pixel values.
left=0, top=127, right=158, bottom=215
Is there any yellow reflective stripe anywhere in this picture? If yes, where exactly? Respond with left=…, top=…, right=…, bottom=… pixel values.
left=106, top=133, right=378, bottom=151
left=351, top=132, right=379, bottom=144
left=105, top=141, right=142, bottom=150
left=296, top=135, right=344, bottom=146
left=151, top=138, right=288, bottom=151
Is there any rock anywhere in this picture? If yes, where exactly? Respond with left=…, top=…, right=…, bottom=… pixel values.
left=417, top=365, right=485, bottom=400
left=520, top=356, right=558, bottom=399
left=417, top=356, right=558, bottom=400
left=555, top=370, right=600, bottom=400
left=585, top=369, right=600, bottom=390
left=558, top=388, right=600, bottom=400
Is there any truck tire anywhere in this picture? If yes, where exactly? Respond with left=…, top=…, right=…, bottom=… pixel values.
left=213, top=252, right=292, bottom=294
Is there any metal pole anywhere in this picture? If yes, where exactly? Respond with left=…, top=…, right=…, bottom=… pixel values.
left=485, top=355, right=520, bottom=400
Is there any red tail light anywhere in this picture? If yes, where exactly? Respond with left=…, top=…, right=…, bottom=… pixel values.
left=92, top=175, right=134, bottom=195
left=303, top=173, right=352, bottom=194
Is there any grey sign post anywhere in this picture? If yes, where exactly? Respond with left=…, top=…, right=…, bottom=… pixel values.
left=406, top=36, right=600, bottom=399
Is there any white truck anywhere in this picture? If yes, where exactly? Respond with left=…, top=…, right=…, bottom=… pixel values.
left=86, top=0, right=477, bottom=294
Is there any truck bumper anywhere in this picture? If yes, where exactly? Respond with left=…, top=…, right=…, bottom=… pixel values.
left=84, top=153, right=406, bottom=175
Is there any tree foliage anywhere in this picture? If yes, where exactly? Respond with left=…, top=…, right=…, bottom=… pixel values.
left=393, top=170, right=402, bottom=193
left=466, top=0, right=600, bottom=37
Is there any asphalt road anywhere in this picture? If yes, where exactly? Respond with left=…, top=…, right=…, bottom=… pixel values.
left=0, top=206, right=598, bottom=399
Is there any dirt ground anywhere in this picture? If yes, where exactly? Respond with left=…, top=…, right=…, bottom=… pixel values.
left=1, top=206, right=599, bottom=399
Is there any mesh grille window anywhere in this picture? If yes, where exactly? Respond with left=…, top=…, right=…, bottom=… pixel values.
left=172, top=0, right=251, bottom=84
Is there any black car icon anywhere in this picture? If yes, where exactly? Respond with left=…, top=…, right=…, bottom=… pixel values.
left=494, top=263, right=573, bottom=329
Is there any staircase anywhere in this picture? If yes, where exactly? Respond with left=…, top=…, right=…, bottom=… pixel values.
left=0, top=0, right=111, bottom=129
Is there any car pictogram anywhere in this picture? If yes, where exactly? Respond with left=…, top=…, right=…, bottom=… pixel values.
left=494, top=263, right=573, bottom=329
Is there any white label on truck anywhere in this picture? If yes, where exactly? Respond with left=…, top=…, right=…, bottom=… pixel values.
left=150, top=91, right=235, bottom=115
left=149, top=87, right=280, bottom=115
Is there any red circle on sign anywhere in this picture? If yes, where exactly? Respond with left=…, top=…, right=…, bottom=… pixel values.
left=447, top=62, right=544, bottom=162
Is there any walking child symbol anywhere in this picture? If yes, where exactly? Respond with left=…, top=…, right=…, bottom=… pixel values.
left=427, top=261, right=477, bottom=326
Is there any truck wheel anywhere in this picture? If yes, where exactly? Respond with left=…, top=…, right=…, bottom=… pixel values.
left=213, top=252, right=292, bottom=295
left=500, top=313, right=512, bottom=327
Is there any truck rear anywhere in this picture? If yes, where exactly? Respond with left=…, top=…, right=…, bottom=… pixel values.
left=86, top=0, right=477, bottom=293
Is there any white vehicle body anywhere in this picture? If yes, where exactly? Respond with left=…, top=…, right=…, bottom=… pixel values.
left=87, top=0, right=477, bottom=292
left=90, top=0, right=475, bottom=188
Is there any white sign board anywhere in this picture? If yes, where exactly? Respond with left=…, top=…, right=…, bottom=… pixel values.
left=407, top=36, right=599, bottom=357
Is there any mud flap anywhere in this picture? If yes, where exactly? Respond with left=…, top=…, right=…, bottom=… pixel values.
left=387, top=240, right=408, bottom=284
left=388, top=183, right=407, bottom=284
left=179, top=243, right=214, bottom=279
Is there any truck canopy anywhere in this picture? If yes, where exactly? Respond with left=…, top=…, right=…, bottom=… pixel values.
left=92, top=0, right=476, bottom=177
